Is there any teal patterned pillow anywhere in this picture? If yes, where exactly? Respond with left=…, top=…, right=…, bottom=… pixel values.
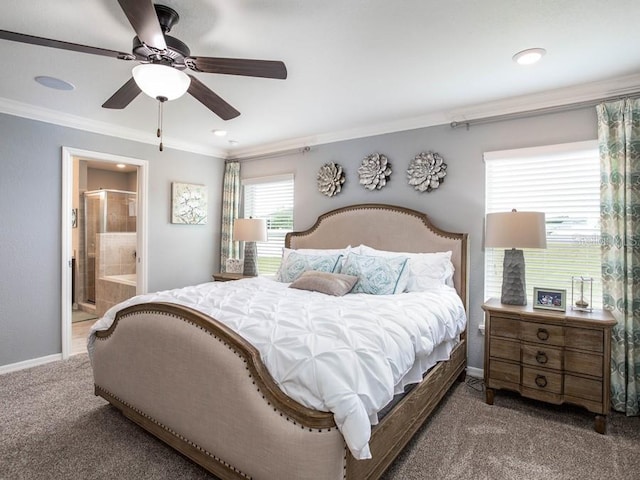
left=276, top=251, right=343, bottom=282
left=340, top=253, right=409, bottom=295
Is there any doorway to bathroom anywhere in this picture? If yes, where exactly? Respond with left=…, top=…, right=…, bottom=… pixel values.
left=61, top=147, right=148, bottom=358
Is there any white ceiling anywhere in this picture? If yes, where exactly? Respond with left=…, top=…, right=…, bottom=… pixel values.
left=2, top=0, right=640, bottom=158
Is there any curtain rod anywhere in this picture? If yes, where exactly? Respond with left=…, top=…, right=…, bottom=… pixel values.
left=450, top=91, right=640, bottom=130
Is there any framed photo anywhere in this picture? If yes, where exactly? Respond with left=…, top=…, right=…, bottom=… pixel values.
left=171, top=182, right=208, bottom=225
left=533, top=287, right=567, bottom=311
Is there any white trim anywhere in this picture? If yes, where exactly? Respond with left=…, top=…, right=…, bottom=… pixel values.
left=4, top=73, right=638, bottom=161
left=61, top=150, right=73, bottom=358
left=466, top=366, right=484, bottom=379
left=448, top=72, right=640, bottom=125
left=0, top=354, right=62, bottom=375
left=241, top=173, right=294, bottom=185
left=61, top=147, right=149, bottom=360
left=0, top=97, right=226, bottom=158
left=484, top=139, right=599, bottom=163
left=230, top=73, right=640, bottom=160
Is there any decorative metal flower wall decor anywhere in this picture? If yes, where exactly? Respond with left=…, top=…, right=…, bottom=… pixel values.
left=407, top=151, right=447, bottom=192
left=358, top=153, right=392, bottom=190
left=317, top=162, right=345, bottom=197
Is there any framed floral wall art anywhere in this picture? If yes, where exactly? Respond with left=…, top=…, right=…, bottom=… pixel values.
left=171, top=182, right=208, bottom=224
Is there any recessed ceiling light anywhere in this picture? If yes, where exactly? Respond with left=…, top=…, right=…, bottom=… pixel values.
left=213, top=129, right=227, bottom=137
left=116, top=164, right=126, bottom=169
left=512, top=48, right=546, bottom=65
left=34, top=76, right=75, bottom=91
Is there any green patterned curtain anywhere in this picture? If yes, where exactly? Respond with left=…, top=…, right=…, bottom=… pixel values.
left=220, top=160, right=240, bottom=272
left=597, top=98, right=640, bottom=416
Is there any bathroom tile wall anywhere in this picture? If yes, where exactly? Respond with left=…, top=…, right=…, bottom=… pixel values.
left=95, top=232, right=137, bottom=316
left=96, top=232, right=136, bottom=278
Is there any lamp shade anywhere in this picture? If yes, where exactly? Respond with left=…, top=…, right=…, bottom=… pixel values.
left=485, top=210, right=547, bottom=249
left=132, top=64, right=191, bottom=101
left=233, top=218, right=268, bottom=242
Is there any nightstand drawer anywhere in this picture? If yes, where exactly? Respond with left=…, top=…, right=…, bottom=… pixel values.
left=565, top=375, right=602, bottom=403
left=522, top=367, right=562, bottom=394
left=489, top=359, right=520, bottom=384
left=489, top=316, right=519, bottom=339
left=565, top=350, right=603, bottom=377
left=522, top=344, right=562, bottom=370
left=566, top=327, right=603, bottom=353
left=521, top=322, right=564, bottom=346
left=483, top=299, right=616, bottom=434
left=489, top=337, right=520, bottom=362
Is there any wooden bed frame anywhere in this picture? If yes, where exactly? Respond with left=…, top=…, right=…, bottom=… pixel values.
left=92, top=204, right=468, bottom=480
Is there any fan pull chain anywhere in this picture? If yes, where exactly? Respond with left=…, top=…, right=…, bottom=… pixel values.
left=156, top=96, right=167, bottom=152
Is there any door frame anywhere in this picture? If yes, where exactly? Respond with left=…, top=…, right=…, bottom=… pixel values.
left=61, top=147, right=149, bottom=359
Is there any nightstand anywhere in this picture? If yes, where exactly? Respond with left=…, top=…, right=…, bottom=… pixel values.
left=212, top=273, right=253, bottom=282
left=482, top=298, right=616, bottom=434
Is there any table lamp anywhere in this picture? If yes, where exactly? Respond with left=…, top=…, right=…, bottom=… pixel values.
left=233, top=218, right=268, bottom=276
left=485, top=209, right=547, bottom=305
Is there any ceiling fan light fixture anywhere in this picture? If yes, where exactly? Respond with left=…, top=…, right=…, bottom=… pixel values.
left=132, top=64, right=190, bottom=101
left=513, top=48, right=546, bottom=65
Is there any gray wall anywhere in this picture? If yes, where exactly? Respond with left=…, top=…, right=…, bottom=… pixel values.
left=0, top=106, right=598, bottom=370
left=87, top=167, right=137, bottom=192
left=0, top=113, right=224, bottom=367
left=240, top=107, right=598, bottom=371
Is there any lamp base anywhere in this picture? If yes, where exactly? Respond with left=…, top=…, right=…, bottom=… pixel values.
left=242, top=241, right=258, bottom=276
left=501, top=249, right=526, bottom=305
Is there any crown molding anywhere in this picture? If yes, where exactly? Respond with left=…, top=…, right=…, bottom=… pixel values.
left=446, top=72, right=640, bottom=122
left=232, top=74, right=640, bottom=160
left=0, top=97, right=226, bottom=158
left=3, top=73, right=640, bottom=161
left=229, top=111, right=448, bottom=160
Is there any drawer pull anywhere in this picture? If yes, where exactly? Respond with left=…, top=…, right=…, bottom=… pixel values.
left=535, top=351, right=548, bottom=364
left=535, top=375, right=548, bottom=388
left=537, top=328, right=550, bottom=341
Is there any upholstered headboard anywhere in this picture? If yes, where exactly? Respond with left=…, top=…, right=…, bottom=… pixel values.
left=286, top=204, right=468, bottom=308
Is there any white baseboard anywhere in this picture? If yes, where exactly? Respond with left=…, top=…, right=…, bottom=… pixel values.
left=466, top=366, right=484, bottom=379
left=0, top=353, right=62, bottom=375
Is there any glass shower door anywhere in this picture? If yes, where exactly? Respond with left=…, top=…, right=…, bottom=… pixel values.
left=84, top=192, right=103, bottom=303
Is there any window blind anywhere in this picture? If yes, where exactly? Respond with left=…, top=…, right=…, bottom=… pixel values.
left=242, top=174, right=294, bottom=274
left=484, top=141, right=602, bottom=308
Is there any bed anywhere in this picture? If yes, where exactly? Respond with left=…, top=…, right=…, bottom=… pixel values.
left=89, top=203, right=468, bottom=480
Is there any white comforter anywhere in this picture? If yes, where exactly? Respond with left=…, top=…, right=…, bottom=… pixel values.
left=88, top=276, right=466, bottom=459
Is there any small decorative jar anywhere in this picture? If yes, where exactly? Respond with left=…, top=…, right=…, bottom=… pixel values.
left=225, top=258, right=244, bottom=274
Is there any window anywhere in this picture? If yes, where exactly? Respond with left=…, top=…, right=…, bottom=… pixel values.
left=484, top=140, right=602, bottom=308
left=242, top=174, right=294, bottom=274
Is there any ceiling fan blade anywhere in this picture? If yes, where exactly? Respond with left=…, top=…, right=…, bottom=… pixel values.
left=0, top=29, right=133, bottom=59
left=187, top=75, right=240, bottom=120
left=102, top=77, right=142, bottom=109
left=117, top=0, right=166, bottom=51
left=187, top=57, right=287, bottom=79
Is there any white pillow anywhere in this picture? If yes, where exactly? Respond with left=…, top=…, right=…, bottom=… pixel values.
left=358, top=245, right=454, bottom=292
left=280, top=246, right=351, bottom=264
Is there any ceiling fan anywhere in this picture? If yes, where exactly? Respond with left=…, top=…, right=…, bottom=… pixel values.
left=0, top=0, right=287, bottom=122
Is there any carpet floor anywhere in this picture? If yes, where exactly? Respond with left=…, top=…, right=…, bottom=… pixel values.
left=1, top=355, right=638, bottom=480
